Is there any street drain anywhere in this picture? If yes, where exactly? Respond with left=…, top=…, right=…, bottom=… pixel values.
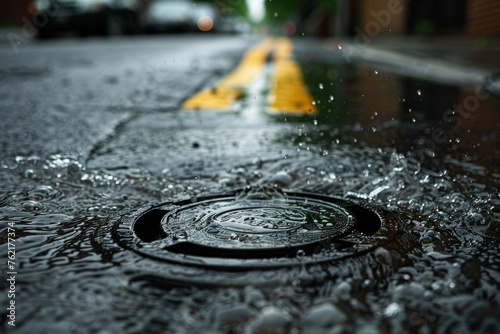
left=113, top=186, right=400, bottom=270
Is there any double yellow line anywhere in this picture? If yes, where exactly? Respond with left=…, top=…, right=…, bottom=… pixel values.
left=182, top=38, right=317, bottom=115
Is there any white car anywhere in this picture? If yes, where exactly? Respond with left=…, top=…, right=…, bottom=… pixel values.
left=145, top=0, right=219, bottom=33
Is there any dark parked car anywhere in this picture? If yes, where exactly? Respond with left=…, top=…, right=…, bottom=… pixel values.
left=33, top=0, right=145, bottom=37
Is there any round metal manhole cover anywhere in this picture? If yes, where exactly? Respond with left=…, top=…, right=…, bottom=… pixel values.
left=112, top=186, right=400, bottom=270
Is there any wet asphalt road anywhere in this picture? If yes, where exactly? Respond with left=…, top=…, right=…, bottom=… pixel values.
left=1, top=34, right=498, bottom=174
left=1, top=34, right=499, bottom=333
left=0, top=34, right=257, bottom=160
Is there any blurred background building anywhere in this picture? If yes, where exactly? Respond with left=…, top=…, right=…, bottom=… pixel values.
left=294, top=0, right=500, bottom=38
left=466, top=0, right=500, bottom=37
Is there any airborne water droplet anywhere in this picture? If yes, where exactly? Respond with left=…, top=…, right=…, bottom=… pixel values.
left=390, top=152, right=407, bottom=172
left=296, top=249, right=306, bottom=259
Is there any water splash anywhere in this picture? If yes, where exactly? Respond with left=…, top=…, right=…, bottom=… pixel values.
left=1, top=142, right=497, bottom=333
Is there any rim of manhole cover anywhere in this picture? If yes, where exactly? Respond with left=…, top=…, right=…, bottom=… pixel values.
left=113, top=186, right=400, bottom=270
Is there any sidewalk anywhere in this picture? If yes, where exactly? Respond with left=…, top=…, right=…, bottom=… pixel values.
left=329, top=35, right=500, bottom=93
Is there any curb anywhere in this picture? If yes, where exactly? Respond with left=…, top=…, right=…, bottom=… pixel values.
left=329, top=39, right=494, bottom=88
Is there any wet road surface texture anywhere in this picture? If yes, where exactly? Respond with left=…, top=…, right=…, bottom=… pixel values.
left=0, top=35, right=499, bottom=333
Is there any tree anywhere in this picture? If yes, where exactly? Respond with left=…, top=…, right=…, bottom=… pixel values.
left=264, top=0, right=336, bottom=24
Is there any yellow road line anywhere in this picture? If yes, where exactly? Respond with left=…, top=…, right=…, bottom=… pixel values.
left=182, top=39, right=273, bottom=110
left=268, top=38, right=317, bottom=115
left=182, top=38, right=316, bottom=115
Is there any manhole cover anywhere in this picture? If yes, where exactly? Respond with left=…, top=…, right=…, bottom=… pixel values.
left=113, top=186, right=400, bottom=270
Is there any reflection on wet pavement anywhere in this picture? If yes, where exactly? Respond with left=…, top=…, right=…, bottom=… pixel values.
left=0, top=37, right=499, bottom=333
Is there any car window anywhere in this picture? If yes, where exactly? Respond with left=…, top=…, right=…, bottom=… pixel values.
left=149, top=1, right=193, bottom=15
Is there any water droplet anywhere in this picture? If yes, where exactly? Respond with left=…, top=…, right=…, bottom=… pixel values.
left=384, top=303, right=402, bottom=317
left=374, top=70, right=379, bottom=74
left=466, top=212, right=488, bottom=230
left=173, top=230, right=188, bottom=240
left=303, top=303, right=347, bottom=327
left=250, top=307, right=291, bottom=333
left=270, top=171, right=293, bottom=188
left=329, top=95, right=334, bottom=101
left=333, top=281, right=351, bottom=300
left=390, top=152, right=407, bottom=172
left=417, top=89, right=422, bottom=96
left=318, top=83, right=324, bottom=89
left=21, top=200, right=43, bottom=212
left=23, top=169, right=36, bottom=179
left=274, top=12, right=278, bottom=17
left=296, top=249, right=306, bottom=259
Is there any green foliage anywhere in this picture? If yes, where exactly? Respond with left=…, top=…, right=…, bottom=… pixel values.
left=263, top=0, right=336, bottom=25
left=414, top=20, right=436, bottom=37
left=264, top=0, right=307, bottom=23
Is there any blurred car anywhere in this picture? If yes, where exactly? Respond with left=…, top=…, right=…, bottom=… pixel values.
left=144, top=0, right=219, bottom=33
left=32, top=0, right=144, bottom=37
left=219, top=15, right=251, bottom=34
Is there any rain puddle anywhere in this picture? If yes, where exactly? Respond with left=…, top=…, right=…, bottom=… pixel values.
left=1, top=56, right=499, bottom=333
